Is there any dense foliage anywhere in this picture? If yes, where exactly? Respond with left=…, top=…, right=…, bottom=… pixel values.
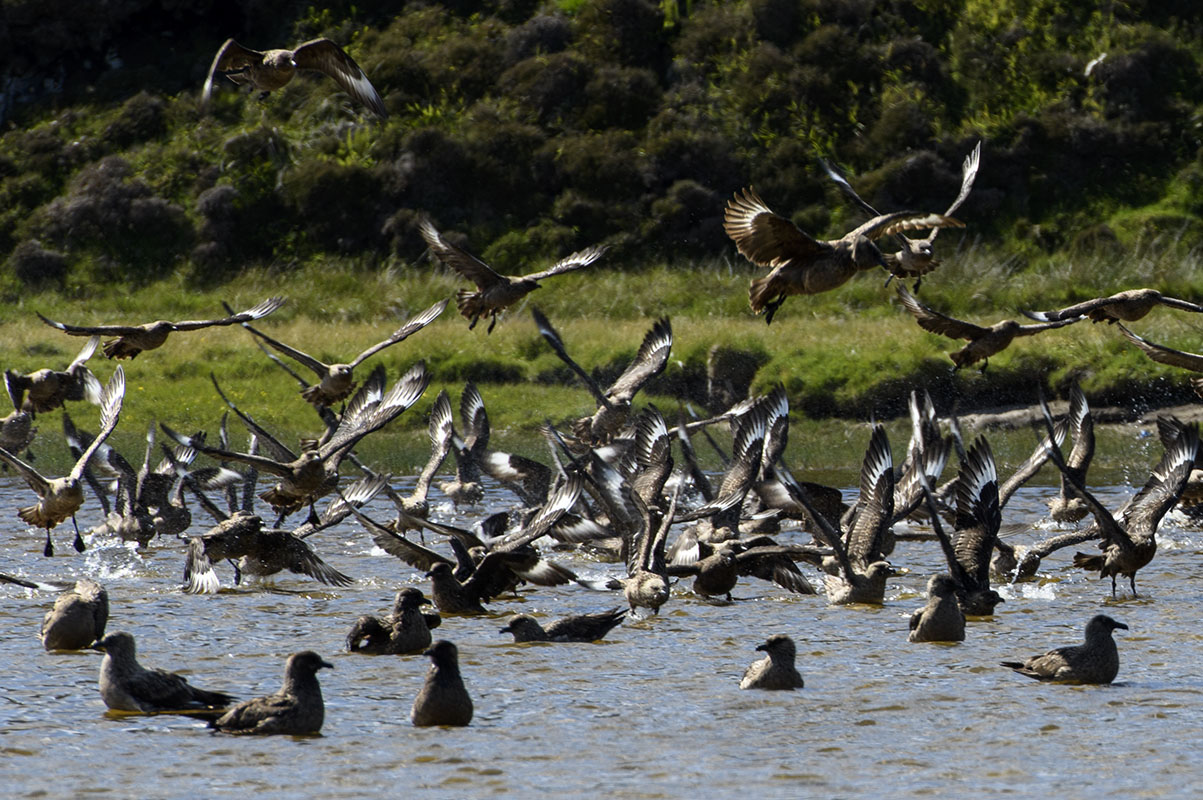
left=2, top=0, right=1201, bottom=293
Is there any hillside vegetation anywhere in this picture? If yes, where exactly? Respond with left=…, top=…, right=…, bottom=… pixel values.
left=2, top=0, right=1203, bottom=432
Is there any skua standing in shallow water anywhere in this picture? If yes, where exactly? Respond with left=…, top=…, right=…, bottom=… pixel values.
left=0, top=366, right=125, bottom=555
left=347, top=587, right=439, bottom=655
left=499, top=609, right=626, bottom=643
left=907, top=574, right=965, bottom=643
left=1001, top=615, right=1127, bottom=684
left=0, top=573, right=109, bottom=651
left=202, top=38, right=387, bottom=118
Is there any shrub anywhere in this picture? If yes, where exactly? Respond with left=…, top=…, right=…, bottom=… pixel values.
left=29, top=156, right=193, bottom=282
left=278, top=160, right=388, bottom=254
left=8, top=239, right=69, bottom=287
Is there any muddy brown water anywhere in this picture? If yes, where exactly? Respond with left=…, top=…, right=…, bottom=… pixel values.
left=2, top=451, right=1203, bottom=797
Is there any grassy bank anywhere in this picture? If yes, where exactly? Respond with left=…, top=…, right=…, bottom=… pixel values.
left=5, top=240, right=1203, bottom=482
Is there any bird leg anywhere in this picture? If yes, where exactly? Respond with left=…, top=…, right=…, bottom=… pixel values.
left=764, top=298, right=785, bottom=326
left=306, top=503, right=320, bottom=528
left=1129, top=574, right=1138, bottom=598
left=43, top=527, right=54, bottom=558
left=486, top=314, right=499, bottom=334
left=274, top=509, right=288, bottom=527
left=72, top=515, right=85, bottom=553
left=230, top=559, right=243, bottom=586
left=467, top=316, right=479, bottom=331
left=1110, top=574, right=1118, bottom=599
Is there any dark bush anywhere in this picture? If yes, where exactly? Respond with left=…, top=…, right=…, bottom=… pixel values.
left=545, top=131, right=650, bottom=203
left=578, top=66, right=661, bottom=130
left=641, top=179, right=725, bottom=260
left=503, top=13, right=573, bottom=65
left=278, top=160, right=387, bottom=253
left=8, top=239, right=69, bottom=287
left=499, top=52, right=592, bottom=127
left=750, top=0, right=800, bottom=48
left=30, top=156, right=193, bottom=281
left=574, top=0, right=667, bottom=71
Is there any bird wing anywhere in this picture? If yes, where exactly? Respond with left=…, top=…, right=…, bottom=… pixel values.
left=531, top=307, right=611, bottom=406
left=846, top=210, right=964, bottom=242
left=1121, top=423, right=1198, bottom=537
left=846, top=425, right=895, bottom=564
left=349, top=299, right=447, bottom=368
left=279, top=533, right=354, bottom=586
left=998, top=419, right=1066, bottom=507
left=940, top=141, right=982, bottom=219
left=606, top=317, right=673, bottom=403
left=209, top=375, right=299, bottom=464
left=169, top=296, right=285, bottom=331
left=234, top=319, right=329, bottom=378
left=723, top=186, right=824, bottom=266
left=419, top=219, right=504, bottom=289
left=321, top=362, right=430, bottom=458
left=0, top=444, right=50, bottom=495
left=895, top=285, right=990, bottom=340
left=291, top=38, right=387, bottom=118
left=820, top=159, right=882, bottom=218
left=1116, top=324, right=1203, bottom=372
left=201, top=39, right=263, bottom=108
left=70, top=367, right=125, bottom=481
left=351, top=505, right=455, bottom=570
left=161, top=423, right=296, bottom=478
left=36, top=313, right=143, bottom=337
left=522, top=244, right=608, bottom=282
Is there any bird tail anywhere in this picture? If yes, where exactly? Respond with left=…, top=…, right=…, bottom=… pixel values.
left=748, top=276, right=776, bottom=314
left=1072, top=552, right=1105, bottom=572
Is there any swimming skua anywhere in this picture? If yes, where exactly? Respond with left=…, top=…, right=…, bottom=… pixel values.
left=740, top=634, right=805, bottom=690
left=411, top=640, right=473, bottom=726
left=211, top=651, right=333, bottom=735
left=93, top=631, right=234, bottom=715
left=1001, top=614, right=1127, bottom=684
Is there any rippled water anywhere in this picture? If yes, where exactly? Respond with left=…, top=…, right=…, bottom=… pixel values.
left=3, top=473, right=1203, bottom=798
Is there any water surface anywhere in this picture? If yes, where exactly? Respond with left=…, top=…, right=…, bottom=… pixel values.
left=2, top=474, right=1201, bottom=799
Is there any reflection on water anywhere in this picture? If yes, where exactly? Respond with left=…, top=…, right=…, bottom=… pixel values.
left=3, top=476, right=1203, bottom=798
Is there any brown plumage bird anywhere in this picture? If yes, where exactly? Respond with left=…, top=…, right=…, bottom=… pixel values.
left=4, top=335, right=101, bottom=416
left=202, top=38, right=387, bottom=118
left=500, top=609, right=626, bottom=643
left=1038, top=393, right=1199, bottom=597
left=907, top=574, right=966, bottom=643
left=723, top=186, right=964, bottom=323
left=1024, top=288, right=1203, bottom=324
left=822, top=141, right=981, bottom=286
left=1001, top=615, right=1127, bottom=684
left=211, top=651, right=333, bottom=735
left=1, top=573, right=110, bottom=651
left=37, top=297, right=284, bottom=360
left=896, top=285, right=1075, bottom=370
left=0, top=366, right=124, bottom=556
left=411, top=640, right=473, bottom=727
left=94, top=631, right=235, bottom=714
left=1047, top=383, right=1094, bottom=523
left=420, top=218, right=606, bottom=333
left=739, top=634, right=805, bottom=690
left=234, top=299, right=445, bottom=408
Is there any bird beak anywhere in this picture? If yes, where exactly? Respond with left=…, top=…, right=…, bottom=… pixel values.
left=755, top=643, right=769, bottom=652
left=499, top=626, right=512, bottom=634
left=1114, top=622, right=1129, bottom=631
left=321, top=659, right=335, bottom=670
left=89, top=640, right=106, bottom=652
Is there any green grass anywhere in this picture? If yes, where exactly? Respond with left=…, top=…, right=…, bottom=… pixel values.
left=6, top=247, right=1203, bottom=479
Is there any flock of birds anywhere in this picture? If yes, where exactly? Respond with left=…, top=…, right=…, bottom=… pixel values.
left=3, top=35, right=1203, bottom=736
